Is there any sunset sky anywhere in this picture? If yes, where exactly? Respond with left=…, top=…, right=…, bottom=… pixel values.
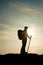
left=0, top=0, right=43, bottom=55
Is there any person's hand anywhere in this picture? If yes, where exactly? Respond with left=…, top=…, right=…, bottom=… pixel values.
left=30, top=35, right=32, bottom=39
left=29, top=37, right=31, bottom=40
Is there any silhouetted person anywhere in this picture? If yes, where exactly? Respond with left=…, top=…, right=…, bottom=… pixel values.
left=21, top=26, right=31, bottom=54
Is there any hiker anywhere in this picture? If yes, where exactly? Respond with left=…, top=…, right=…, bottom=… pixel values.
left=21, top=26, right=31, bottom=54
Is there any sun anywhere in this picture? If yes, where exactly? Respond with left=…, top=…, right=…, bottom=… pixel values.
left=27, top=28, right=33, bottom=37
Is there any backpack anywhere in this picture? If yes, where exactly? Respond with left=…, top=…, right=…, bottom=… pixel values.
left=17, top=30, right=23, bottom=40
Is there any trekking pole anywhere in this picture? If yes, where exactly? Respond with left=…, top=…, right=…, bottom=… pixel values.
left=27, top=36, right=32, bottom=53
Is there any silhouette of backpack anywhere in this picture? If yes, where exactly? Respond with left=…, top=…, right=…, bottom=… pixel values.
left=17, top=30, right=23, bottom=40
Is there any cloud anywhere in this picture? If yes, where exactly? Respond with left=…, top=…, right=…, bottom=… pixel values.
left=8, top=2, right=43, bottom=19
left=1, top=2, right=43, bottom=25
left=0, top=30, right=17, bottom=40
left=0, top=24, right=13, bottom=31
left=0, top=24, right=17, bottom=40
left=0, top=24, right=11, bottom=28
left=0, top=23, right=17, bottom=31
left=18, top=6, right=43, bottom=19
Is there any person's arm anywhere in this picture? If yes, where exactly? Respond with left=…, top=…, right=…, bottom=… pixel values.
left=27, top=34, right=31, bottom=39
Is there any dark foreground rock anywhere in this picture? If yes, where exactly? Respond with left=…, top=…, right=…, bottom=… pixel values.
left=0, top=53, right=43, bottom=64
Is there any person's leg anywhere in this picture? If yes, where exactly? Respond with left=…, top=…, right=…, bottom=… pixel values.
left=21, top=39, right=27, bottom=54
left=21, top=45, right=24, bottom=54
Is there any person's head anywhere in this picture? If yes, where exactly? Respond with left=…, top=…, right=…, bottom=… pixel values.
left=24, top=26, right=28, bottom=30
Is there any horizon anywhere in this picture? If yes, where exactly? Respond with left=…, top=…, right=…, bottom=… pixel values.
left=0, top=0, right=43, bottom=55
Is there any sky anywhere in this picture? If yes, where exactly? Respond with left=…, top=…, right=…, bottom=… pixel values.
left=0, top=0, right=43, bottom=55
